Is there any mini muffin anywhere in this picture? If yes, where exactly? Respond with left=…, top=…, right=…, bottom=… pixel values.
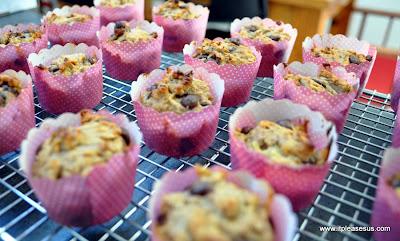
left=94, top=0, right=144, bottom=26
left=19, top=110, right=142, bottom=226
left=303, top=34, right=376, bottom=97
left=231, top=17, right=297, bottom=77
left=0, top=24, right=47, bottom=73
left=0, top=70, right=35, bottom=155
left=98, top=20, right=163, bottom=81
left=371, top=148, right=400, bottom=241
left=153, top=0, right=209, bottom=52
left=44, top=5, right=100, bottom=46
left=150, top=166, right=298, bottom=241
left=390, top=56, right=400, bottom=112
left=229, top=99, right=337, bottom=211
left=28, top=43, right=103, bottom=114
left=184, top=38, right=261, bottom=107
left=131, top=65, right=224, bottom=157
left=274, top=62, right=359, bottom=133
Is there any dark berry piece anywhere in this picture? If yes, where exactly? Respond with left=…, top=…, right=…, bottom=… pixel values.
left=181, top=94, right=200, bottom=109
left=240, top=126, right=253, bottom=134
left=276, top=119, right=293, bottom=129
left=366, top=55, right=373, bottom=61
left=349, top=55, right=361, bottom=65
left=189, top=181, right=212, bottom=196
left=157, top=213, right=167, bottom=225
left=48, top=64, right=60, bottom=73
left=247, top=25, right=258, bottom=32
left=228, top=38, right=241, bottom=45
left=269, top=35, right=280, bottom=41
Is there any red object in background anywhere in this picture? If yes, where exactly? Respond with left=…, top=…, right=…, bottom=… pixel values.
left=366, top=53, right=397, bottom=94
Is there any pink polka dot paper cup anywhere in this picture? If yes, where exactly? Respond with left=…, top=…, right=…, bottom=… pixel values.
left=94, top=0, right=144, bottom=26
left=98, top=20, right=163, bottom=81
left=274, top=62, right=359, bottom=133
left=229, top=99, right=338, bottom=211
left=0, top=24, right=48, bottom=73
left=371, top=148, right=400, bottom=241
left=230, top=17, right=297, bottom=77
left=130, top=65, right=224, bottom=157
left=183, top=39, right=261, bottom=107
left=28, top=43, right=103, bottom=114
left=390, top=55, right=400, bottom=112
left=302, top=34, right=377, bottom=97
left=0, top=70, right=35, bottom=155
left=150, top=166, right=298, bottom=241
left=152, top=2, right=209, bottom=52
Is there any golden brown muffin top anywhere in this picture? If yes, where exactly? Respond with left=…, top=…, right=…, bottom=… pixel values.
left=47, top=12, right=92, bottom=24
left=156, top=0, right=200, bottom=20
left=0, top=28, right=42, bottom=46
left=0, top=74, right=23, bottom=107
left=155, top=167, right=274, bottom=241
left=238, top=23, right=291, bottom=43
left=32, top=110, right=129, bottom=180
left=140, top=67, right=213, bottom=114
left=235, top=119, right=329, bottom=166
left=100, top=0, right=135, bottom=7
left=38, top=53, right=97, bottom=76
left=192, top=38, right=256, bottom=65
left=311, top=47, right=373, bottom=66
left=109, top=21, right=158, bottom=43
left=388, top=173, right=400, bottom=198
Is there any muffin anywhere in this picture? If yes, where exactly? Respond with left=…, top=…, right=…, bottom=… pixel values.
left=0, top=24, right=47, bottom=73
left=371, top=148, right=400, bottom=241
left=153, top=0, right=209, bottom=52
left=131, top=65, right=224, bottom=157
left=150, top=166, right=297, bottom=241
left=231, top=17, right=297, bottom=77
left=274, top=62, right=358, bottom=133
left=98, top=20, right=163, bottom=81
left=94, top=0, right=144, bottom=26
left=44, top=5, right=100, bottom=46
left=303, top=34, right=377, bottom=97
left=28, top=43, right=103, bottom=114
left=0, top=70, right=35, bottom=155
left=19, top=110, right=142, bottom=226
left=184, top=38, right=261, bottom=107
left=390, top=56, right=400, bottom=112
left=229, top=99, right=338, bottom=211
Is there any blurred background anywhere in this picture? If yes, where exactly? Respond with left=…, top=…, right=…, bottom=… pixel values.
left=0, top=0, right=399, bottom=93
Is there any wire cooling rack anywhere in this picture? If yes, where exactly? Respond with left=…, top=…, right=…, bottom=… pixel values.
left=0, top=52, right=396, bottom=241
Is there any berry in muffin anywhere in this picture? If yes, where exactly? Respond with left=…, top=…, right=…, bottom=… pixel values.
left=0, top=74, right=23, bottom=107
left=100, top=0, right=135, bottom=7
left=311, top=47, right=373, bottom=66
left=110, top=21, right=158, bottom=43
left=39, top=53, right=97, bottom=76
left=0, top=28, right=43, bottom=46
left=155, top=0, right=200, bottom=20
left=388, top=173, right=400, bottom=198
left=238, top=23, right=290, bottom=43
left=47, top=12, right=93, bottom=24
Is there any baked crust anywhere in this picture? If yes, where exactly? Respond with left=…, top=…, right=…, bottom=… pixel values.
left=47, top=12, right=92, bottom=24
left=238, top=23, right=291, bottom=43
left=0, top=28, right=42, bottom=46
left=39, top=53, right=97, bottom=76
left=155, top=0, right=200, bottom=20
left=109, top=21, right=158, bottom=43
left=311, top=47, right=373, bottom=65
left=0, top=74, right=22, bottom=107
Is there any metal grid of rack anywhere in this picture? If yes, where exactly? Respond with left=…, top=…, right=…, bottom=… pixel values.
left=0, top=52, right=396, bottom=241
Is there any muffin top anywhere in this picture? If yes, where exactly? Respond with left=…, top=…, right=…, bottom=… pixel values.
left=140, top=67, right=213, bottom=114
left=388, top=173, right=400, bottom=198
left=284, top=69, right=353, bottom=95
left=235, top=119, right=329, bottom=166
left=39, top=53, right=97, bottom=76
left=0, top=28, right=42, bottom=46
left=0, top=74, right=23, bottom=107
left=311, top=47, right=373, bottom=65
left=156, top=0, right=200, bottom=20
left=100, top=0, right=135, bottom=7
left=155, top=167, right=274, bottom=241
left=47, top=12, right=92, bottom=24
left=192, top=38, right=256, bottom=65
left=238, top=23, right=291, bottom=43
left=110, top=21, right=158, bottom=43
left=32, top=111, right=129, bottom=179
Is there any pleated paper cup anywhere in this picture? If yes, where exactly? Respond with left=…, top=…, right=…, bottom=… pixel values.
left=274, top=62, right=359, bottom=133
left=0, top=24, right=48, bottom=73
left=131, top=65, right=224, bottom=157
left=390, top=55, right=400, bottom=112
left=98, top=20, right=163, bottom=81
left=152, top=3, right=209, bottom=52
left=231, top=17, right=297, bottom=77
left=371, top=148, right=400, bottom=241
left=94, top=0, right=144, bottom=26
left=0, top=70, right=35, bottom=155
left=19, top=110, right=142, bottom=227
left=229, top=99, right=338, bottom=211
left=28, top=43, right=103, bottom=114
left=302, top=34, right=376, bottom=97
left=149, top=167, right=298, bottom=241
left=43, top=5, right=100, bottom=47
left=183, top=39, right=261, bottom=107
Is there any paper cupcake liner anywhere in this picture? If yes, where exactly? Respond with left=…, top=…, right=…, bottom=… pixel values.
left=183, top=39, right=261, bottom=107
left=230, top=17, right=297, bottom=77
left=19, top=110, right=142, bottom=226
left=302, top=34, right=377, bottom=97
left=152, top=3, right=209, bottom=52
left=274, top=62, right=359, bottom=133
left=98, top=20, right=163, bottom=81
left=390, top=56, right=400, bottom=112
left=229, top=99, right=338, bottom=211
left=94, top=0, right=144, bottom=26
left=149, top=167, right=298, bottom=241
left=28, top=43, right=103, bottom=114
left=0, top=24, right=48, bottom=73
left=0, top=70, right=35, bottom=155
left=131, top=65, right=224, bottom=157
left=371, top=148, right=400, bottom=241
